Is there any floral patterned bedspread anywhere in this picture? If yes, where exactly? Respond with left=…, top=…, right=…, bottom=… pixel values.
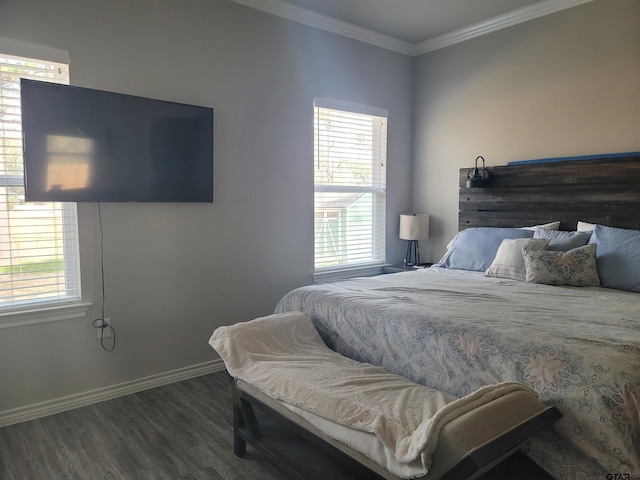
left=275, top=267, right=640, bottom=480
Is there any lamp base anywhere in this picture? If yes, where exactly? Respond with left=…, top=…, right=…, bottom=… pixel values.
left=403, top=240, right=422, bottom=267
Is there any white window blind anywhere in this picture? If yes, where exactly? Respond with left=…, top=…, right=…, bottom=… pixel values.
left=0, top=52, right=81, bottom=312
left=314, top=98, right=387, bottom=271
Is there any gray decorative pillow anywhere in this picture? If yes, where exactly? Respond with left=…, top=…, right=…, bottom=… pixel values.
left=533, top=227, right=591, bottom=251
left=523, top=244, right=600, bottom=287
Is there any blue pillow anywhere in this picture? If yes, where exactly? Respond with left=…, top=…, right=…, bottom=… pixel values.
left=435, top=227, right=534, bottom=272
left=590, top=224, right=640, bottom=293
left=533, top=227, right=591, bottom=251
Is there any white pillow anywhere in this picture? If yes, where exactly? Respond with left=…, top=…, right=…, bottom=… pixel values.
left=520, top=221, right=560, bottom=231
left=485, top=238, right=550, bottom=282
left=577, top=221, right=595, bottom=232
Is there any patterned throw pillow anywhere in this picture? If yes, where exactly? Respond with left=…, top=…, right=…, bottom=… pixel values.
left=522, top=243, right=600, bottom=287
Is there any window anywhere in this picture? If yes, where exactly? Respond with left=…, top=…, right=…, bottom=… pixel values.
left=314, top=98, right=387, bottom=273
left=0, top=51, right=81, bottom=313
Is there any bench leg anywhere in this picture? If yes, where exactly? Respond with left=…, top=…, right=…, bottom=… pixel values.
left=231, top=378, right=263, bottom=458
left=233, top=398, right=247, bottom=457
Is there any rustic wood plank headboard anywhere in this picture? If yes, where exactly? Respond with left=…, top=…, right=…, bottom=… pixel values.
left=458, top=154, right=640, bottom=231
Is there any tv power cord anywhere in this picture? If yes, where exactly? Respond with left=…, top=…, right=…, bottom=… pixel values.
left=93, top=318, right=116, bottom=352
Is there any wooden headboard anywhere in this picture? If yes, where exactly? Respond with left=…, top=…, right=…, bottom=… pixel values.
left=458, top=154, right=640, bottom=231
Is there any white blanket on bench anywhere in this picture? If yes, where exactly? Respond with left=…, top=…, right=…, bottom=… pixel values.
left=209, top=312, right=535, bottom=471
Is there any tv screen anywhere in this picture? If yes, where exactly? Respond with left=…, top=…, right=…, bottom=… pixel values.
left=20, top=79, right=213, bottom=203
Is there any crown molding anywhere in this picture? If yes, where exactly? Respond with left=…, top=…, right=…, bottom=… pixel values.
left=414, top=0, right=597, bottom=55
left=229, top=0, right=414, bottom=55
left=229, top=0, right=596, bottom=56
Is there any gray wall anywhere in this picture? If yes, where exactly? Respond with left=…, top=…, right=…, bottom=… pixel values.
left=0, top=0, right=413, bottom=412
left=413, top=0, right=640, bottom=258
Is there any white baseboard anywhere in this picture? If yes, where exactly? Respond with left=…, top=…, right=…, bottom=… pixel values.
left=0, top=359, right=225, bottom=428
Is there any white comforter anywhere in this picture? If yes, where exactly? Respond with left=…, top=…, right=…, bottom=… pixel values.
left=275, top=267, right=640, bottom=480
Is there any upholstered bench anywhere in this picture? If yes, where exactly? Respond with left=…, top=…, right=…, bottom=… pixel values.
left=209, top=312, right=561, bottom=480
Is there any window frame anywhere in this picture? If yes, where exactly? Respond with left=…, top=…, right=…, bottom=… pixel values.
left=0, top=39, right=89, bottom=327
left=313, top=98, right=388, bottom=281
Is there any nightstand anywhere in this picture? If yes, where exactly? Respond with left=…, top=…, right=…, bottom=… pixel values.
left=382, top=263, right=432, bottom=274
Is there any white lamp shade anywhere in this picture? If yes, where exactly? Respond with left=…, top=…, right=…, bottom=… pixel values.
left=399, top=213, right=429, bottom=240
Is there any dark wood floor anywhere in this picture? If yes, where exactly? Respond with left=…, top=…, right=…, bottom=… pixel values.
left=0, top=370, right=551, bottom=480
left=1, top=371, right=408, bottom=480
left=0, top=371, right=291, bottom=480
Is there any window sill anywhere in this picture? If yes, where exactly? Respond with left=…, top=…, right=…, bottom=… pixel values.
left=0, top=302, right=92, bottom=329
left=313, top=264, right=390, bottom=283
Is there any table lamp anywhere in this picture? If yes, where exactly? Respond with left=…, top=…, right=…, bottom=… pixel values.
left=399, top=213, right=429, bottom=266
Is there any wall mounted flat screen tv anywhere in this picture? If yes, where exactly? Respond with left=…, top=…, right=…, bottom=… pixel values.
left=21, top=79, right=213, bottom=203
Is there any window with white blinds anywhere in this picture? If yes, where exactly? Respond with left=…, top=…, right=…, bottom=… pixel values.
left=314, top=98, right=387, bottom=271
left=0, top=52, right=81, bottom=312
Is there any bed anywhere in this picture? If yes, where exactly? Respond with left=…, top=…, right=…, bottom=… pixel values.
left=273, top=155, right=640, bottom=479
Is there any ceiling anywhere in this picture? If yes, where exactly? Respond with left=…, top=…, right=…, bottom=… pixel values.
left=229, top=0, right=596, bottom=55
left=279, top=0, right=541, bottom=44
